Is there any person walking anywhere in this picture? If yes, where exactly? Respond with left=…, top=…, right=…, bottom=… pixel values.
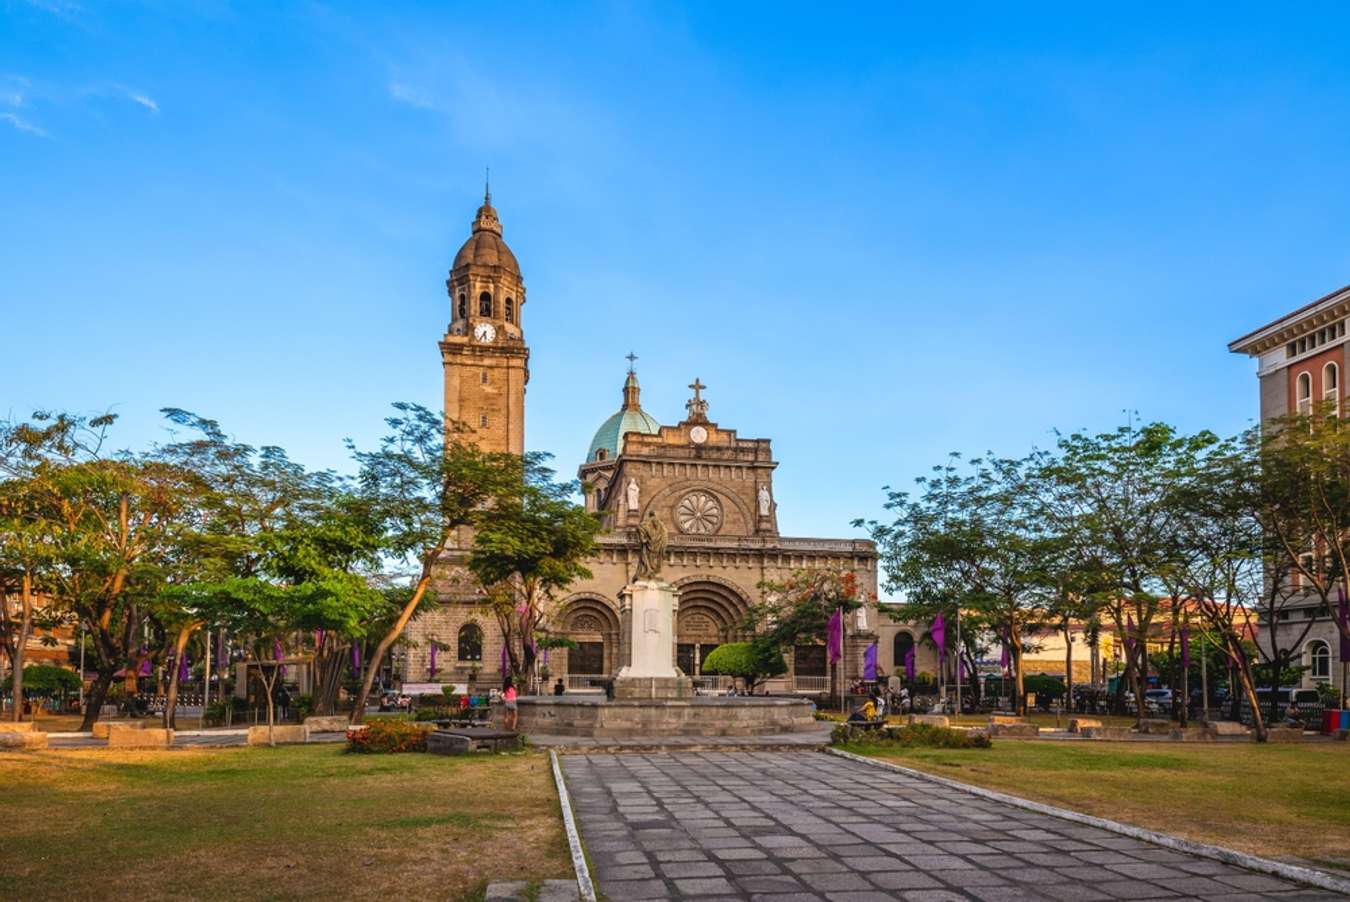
left=276, top=685, right=291, bottom=722
left=502, top=677, right=518, bottom=731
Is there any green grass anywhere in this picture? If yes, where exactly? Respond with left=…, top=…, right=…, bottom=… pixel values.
left=845, top=739, right=1350, bottom=867
left=0, top=745, right=571, bottom=901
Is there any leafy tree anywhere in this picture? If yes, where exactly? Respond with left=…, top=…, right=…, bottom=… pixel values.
left=345, top=404, right=524, bottom=722
left=700, top=639, right=786, bottom=693
left=468, top=459, right=600, bottom=691
left=0, top=412, right=196, bottom=731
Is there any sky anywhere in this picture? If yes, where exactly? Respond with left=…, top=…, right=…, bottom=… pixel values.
left=5, top=2, right=1350, bottom=564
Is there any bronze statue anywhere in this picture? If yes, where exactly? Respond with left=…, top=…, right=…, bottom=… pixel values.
left=634, top=512, right=668, bottom=581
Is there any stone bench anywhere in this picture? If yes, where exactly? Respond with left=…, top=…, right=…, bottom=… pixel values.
left=108, top=726, right=173, bottom=749
left=989, top=714, right=1026, bottom=725
left=1140, top=719, right=1176, bottom=735
left=302, top=715, right=349, bottom=733
left=988, top=722, right=1039, bottom=738
left=0, top=721, right=35, bottom=733
left=909, top=714, right=950, bottom=727
left=0, top=730, right=47, bottom=749
left=429, top=728, right=520, bottom=754
left=247, top=725, right=309, bottom=745
left=1204, top=720, right=1250, bottom=738
left=1265, top=726, right=1307, bottom=743
left=1080, top=726, right=1132, bottom=740
left=92, top=721, right=145, bottom=740
left=1067, top=718, right=1101, bottom=733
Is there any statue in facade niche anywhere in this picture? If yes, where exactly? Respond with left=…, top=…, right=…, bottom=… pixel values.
left=626, top=477, right=640, bottom=511
left=758, top=483, right=771, bottom=517
left=634, top=512, right=668, bottom=581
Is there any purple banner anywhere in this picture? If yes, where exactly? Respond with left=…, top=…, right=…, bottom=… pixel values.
left=274, top=639, right=286, bottom=679
left=827, top=607, right=843, bottom=664
left=863, top=642, right=877, bottom=681
left=177, top=653, right=190, bottom=684
left=1180, top=625, right=1191, bottom=670
left=429, top=644, right=437, bottom=679
left=500, top=642, right=510, bottom=675
left=350, top=642, right=362, bottom=677
left=904, top=646, right=915, bottom=682
left=1339, top=589, right=1350, bottom=660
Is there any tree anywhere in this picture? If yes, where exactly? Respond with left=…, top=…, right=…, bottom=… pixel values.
left=864, top=455, right=1055, bottom=715
left=0, top=412, right=196, bottom=731
left=700, top=639, right=786, bottom=694
left=0, top=475, right=50, bottom=722
left=469, top=459, right=600, bottom=692
left=345, top=404, right=524, bottom=722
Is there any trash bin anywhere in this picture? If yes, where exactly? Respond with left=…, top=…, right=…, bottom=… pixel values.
left=1324, top=710, right=1339, bottom=735
left=1340, top=709, right=1350, bottom=732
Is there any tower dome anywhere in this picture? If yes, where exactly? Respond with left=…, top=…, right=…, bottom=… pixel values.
left=452, top=193, right=520, bottom=274
left=587, top=368, right=660, bottom=462
left=446, top=180, right=526, bottom=339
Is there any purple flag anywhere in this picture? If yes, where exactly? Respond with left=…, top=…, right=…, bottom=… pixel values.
left=138, top=645, right=152, bottom=676
left=1124, top=615, right=1136, bottom=656
left=215, top=631, right=224, bottom=670
left=1180, top=625, right=1191, bottom=670
left=350, top=642, right=362, bottom=677
left=1338, top=588, right=1350, bottom=660
left=274, top=639, right=286, bottom=679
left=827, top=607, right=843, bottom=664
left=863, top=642, right=877, bottom=681
left=960, top=658, right=969, bottom=682
left=315, top=628, right=325, bottom=649
left=178, top=653, right=190, bottom=684
left=1000, top=636, right=1011, bottom=674
left=500, top=642, right=510, bottom=675
left=429, top=644, right=438, bottom=678
left=904, top=646, right=916, bottom=682
left=541, top=647, right=550, bottom=668
left=931, top=613, right=946, bottom=664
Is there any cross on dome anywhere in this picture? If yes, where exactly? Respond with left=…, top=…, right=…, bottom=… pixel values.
left=626, top=351, right=639, bottom=374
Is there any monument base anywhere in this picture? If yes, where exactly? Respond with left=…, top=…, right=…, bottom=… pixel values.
left=611, top=673, right=694, bottom=700
left=506, top=695, right=817, bottom=738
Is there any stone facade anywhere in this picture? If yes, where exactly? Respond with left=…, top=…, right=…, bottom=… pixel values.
left=406, top=197, right=891, bottom=694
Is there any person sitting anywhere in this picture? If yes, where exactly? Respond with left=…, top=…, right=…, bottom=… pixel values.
left=847, top=698, right=878, bottom=723
left=553, top=678, right=566, bottom=696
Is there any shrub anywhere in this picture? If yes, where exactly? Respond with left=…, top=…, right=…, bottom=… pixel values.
left=830, top=722, right=992, bottom=749
left=293, top=694, right=315, bottom=721
left=346, top=719, right=430, bottom=754
left=203, top=697, right=248, bottom=727
left=700, top=639, right=787, bottom=691
left=441, top=684, right=458, bottom=699
left=1023, top=674, right=1065, bottom=706
left=413, top=706, right=452, bottom=722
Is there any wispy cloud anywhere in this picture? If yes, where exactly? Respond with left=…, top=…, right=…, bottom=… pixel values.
left=1, top=112, right=49, bottom=138
left=388, top=81, right=439, bottom=112
left=108, top=83, right=159, bottom=114
left=22, top=0, right=83, bottom=23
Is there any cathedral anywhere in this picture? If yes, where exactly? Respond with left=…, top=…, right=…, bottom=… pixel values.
left=406, top=192, right=920, bottom=694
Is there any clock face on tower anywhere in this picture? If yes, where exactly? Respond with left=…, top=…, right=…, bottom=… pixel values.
left=473, top=322, right=497, bottom=343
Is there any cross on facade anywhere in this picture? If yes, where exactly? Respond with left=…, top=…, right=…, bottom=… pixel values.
left=685, top=377, right=709, bottom=422
left=626, top=351, right=638, bottom=373
left=688, top=378, right=706, bottom=403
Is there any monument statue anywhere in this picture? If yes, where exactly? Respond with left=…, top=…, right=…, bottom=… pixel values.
left=634, top=512, right=668, bottom=581
left=758, top=483, right=771, bottom=517
left=626, top=477, right=640, bottom=511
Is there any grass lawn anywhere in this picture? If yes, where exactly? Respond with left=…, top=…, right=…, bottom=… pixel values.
left=0, top=745, right=570, bottom=901
left=843, top=739, right=1350, bottom=872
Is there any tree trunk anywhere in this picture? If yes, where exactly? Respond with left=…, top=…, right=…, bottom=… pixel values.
left=313, top=639, right=346, bottom=716
left=163, top=624, right=196, bottom=730
left=1062, top=617, right=1074, bottom=716
left=10, top=572, right=34, bottom=722
left=80, top=668, right=116, bottom=732
left=1011, top=623, right=1026, bottom=717
left=350, top=568, right=435, bottom=724
left=1234, top=653, right=1267, bottom=742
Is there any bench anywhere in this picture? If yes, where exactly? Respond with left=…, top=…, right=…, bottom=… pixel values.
left=845, top=718, right=887, bottom=731
left=429, top=728, right=521, bottom=754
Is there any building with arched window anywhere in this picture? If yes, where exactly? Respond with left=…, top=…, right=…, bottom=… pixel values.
left=405, top=193, right=912, bottom=694
left=1232, top=282, right=1350, bottom=689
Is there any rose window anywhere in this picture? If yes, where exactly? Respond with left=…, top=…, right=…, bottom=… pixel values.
left=675, top=491, right=723, bottom=534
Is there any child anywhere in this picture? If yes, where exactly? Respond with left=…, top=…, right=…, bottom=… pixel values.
left=502, top=677, right=518, bottom=730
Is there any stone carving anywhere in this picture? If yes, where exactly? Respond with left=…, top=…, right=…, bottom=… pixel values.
left=643, top=608, right=660, bottom=634
left=626, top=478, right=640, bottom=511
left=758, top=484, right=771, bottom=517
left=676, top=491, right=722, bottom=535
left=855, top=607, right=868, bottom=630
left=570, top=613, right=604, bottom=634
left=679, top=612, right=718, bottom=640
left=634, top=512, right=668, bottom=580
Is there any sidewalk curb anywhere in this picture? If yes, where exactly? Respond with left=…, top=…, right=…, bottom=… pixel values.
left=549, top=750, right=598, bottom=902
left=825, top=747, right=1350, bottom=897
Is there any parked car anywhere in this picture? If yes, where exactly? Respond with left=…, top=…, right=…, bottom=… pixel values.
left=1143, top=688, right=1173, bottom=714
left=1240, top=687, right=1323, bottom=726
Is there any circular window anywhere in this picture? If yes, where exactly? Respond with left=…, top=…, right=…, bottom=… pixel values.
left=676, top=491, right=723, bottom=535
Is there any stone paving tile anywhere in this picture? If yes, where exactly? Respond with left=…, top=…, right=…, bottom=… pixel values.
left=560, top=751, right=1325, bottom=901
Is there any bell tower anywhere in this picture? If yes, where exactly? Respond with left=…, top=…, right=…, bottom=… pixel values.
left=440, top=185, right=529, bottom=454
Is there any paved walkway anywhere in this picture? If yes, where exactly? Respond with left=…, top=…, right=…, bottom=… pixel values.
left=561, top=751, right=1338, bottom=901
left=532, top=724, right=831, bottom=751
left=46, top=730, right=347, bottom=749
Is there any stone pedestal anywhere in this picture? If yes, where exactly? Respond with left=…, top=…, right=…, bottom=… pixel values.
left=612, top=580, right=693, bottom=700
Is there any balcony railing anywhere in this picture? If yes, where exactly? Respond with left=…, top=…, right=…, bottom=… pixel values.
left=565, top=674, right=607, bottom=692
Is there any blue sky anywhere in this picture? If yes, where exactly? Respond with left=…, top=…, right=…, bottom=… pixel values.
left=5, top=2, right=1350, bottom=550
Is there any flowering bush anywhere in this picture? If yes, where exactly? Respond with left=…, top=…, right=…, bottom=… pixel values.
left=830, top=722, right=991, bottom=749
left=346, top=719, right=430, bottom=754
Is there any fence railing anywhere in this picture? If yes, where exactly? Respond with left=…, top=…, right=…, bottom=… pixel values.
left=566, top=674, right=606, bottom=692
left=791, top=675, right=829, bottom=693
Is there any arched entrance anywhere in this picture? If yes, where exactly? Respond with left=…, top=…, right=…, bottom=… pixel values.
left=559, top=595, right=619, bottom=691
left=674, top=577, right=751, bottom=685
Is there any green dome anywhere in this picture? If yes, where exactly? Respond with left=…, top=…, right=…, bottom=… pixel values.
left=586, top=370, right=661, bottom=461
left=587, top=407, right=660, bottom=462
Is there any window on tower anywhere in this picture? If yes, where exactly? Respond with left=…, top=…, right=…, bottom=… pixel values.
left=479, top=292, right=493, bottom=317
left=505, top=297, right=514, bottom=323
left=457, top=293, right=466, bottom=320
left=1297, top=372, right=1313, bottom=415
left=481, top=370, right=489, bottom=385
left=480, top=414, right=489, bottom=428
left=1324, top=362, right=1340, bottom=415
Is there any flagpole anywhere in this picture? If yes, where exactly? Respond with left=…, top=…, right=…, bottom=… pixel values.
left=955, top=607, right=962, bottom=717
